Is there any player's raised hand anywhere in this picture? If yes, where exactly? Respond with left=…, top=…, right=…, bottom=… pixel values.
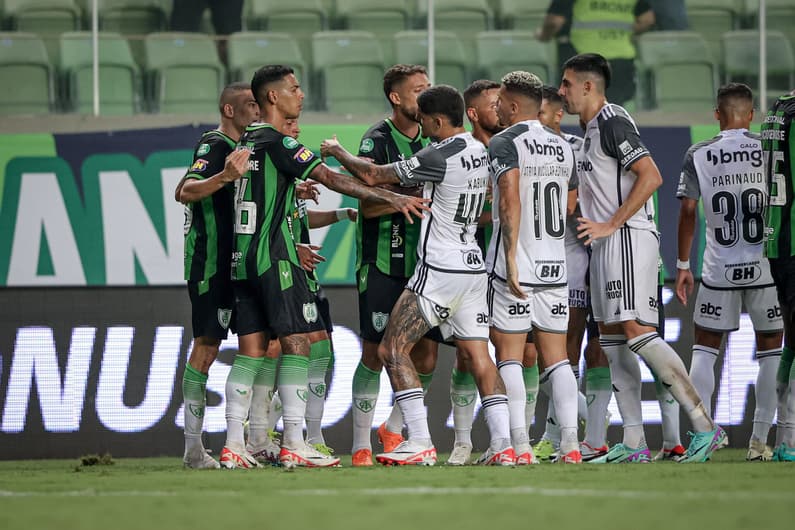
left=297, top=180, right=320, bottom=203
left=391, top=194, right=431, bottom=224
left=296, top=243, right=325, bottom=272
left=320, top=135, right=342, bottom=159
left=675, top=267, right=694, bottom=306
left=221, top=148, right=250, bottom=183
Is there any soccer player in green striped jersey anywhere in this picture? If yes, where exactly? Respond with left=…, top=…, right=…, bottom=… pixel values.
left=176, top=82, right=259, bottom=469
left=763, top=90, right=795, bottom=461
left=350, top=65, right=439, bottom=467
left=221, top=65, right=428, bottom=469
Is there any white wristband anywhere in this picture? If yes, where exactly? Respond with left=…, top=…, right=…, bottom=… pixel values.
left=676, top=259, right=690, bottom=270
left=335, top=209, right=348, bottom=222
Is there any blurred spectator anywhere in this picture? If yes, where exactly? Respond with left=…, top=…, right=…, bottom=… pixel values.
left=536, top=0, right=655, bottom=106
left=170, top=0, right=243, bottom=65
left=646, top=0, right=688, bottom=30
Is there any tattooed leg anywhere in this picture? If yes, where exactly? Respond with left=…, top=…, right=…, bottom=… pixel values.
left=378, top=290, right=432, bottom=392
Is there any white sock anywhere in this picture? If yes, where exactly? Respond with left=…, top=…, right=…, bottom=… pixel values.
left=249, top=357, right=277, bottom=447
left=652, top=367, right=681, bottom=448
left=268, top=391, right=282, bottom=430
left=499, top=360, right=529, bottom=446
left=752, top=352, right=781, bottom=444
left=482, top=394, right=511, bottom=451
left=546, top=360, right=580, bottom=454
left=539, top=379, right=560, bottom=446
left=224, top=355, right=262, bottom=450
left=277, top=355, right=309, bottom=449
left=385, top=403, right=404, bottom=434
left=688, top=345, right=719, bottom=416
left=601, top=335, right=645, bottom=448
left=451, top=368, right=477, bottom=447
left=394, top=388, right=430, bottom=444
left=572, top=366, right=588, bottom=422
left=306, top=339, right=333, bottom=446
left=629, top=332, right=713, bottom=433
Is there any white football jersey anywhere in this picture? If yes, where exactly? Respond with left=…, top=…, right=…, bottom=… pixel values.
left=579, top=104, right=656, bottom=232
left=487, top=119, right=576, bottom=286
left=393, top=131, right=489, bottom=273
left=563, top=133, right=586, bottom=250
left=677, top=128, right=773, bottom=289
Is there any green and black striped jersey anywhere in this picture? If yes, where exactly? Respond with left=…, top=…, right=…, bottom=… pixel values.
left=183, top=129, right=236, bottom=283
left=356, top=118, right=429, bottom=278
left=292, top=197, right=319, bottom=291
left=232, top=123, right=322, bottom=280
left=763, top=94, right=795, bottom=259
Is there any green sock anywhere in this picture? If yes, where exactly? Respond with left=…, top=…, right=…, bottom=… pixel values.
left=183, top=364, right=208, bottom=450
left=307, top=339, right=333, bottom=444
left=419, top=372, right=434, bottom=394
left=522, top=364, right=539, bottom=429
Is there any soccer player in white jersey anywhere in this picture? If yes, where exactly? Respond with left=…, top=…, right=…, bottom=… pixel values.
left=535, top=85, right=612, bottom=462
left=487, top=71, right=582, bottom=464
left=675, top=83, right=783, bottom=461
left=559, top=53, right=725, bottom=463
left=322, top=85, right=514, bottom=466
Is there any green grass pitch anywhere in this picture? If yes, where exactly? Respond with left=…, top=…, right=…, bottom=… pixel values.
left=1, top=450, right=792, bottom=530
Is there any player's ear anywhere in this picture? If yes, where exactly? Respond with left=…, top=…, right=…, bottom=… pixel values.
left=466, top=107, right=477, bottom=124
left=223, top=103, right=234, bottom=119
left=266, top=88, right=278, bottom=106
left=388, top=91, right=401, bottom=107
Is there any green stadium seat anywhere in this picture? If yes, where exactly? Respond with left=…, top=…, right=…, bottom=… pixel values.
left=334, top=0, right=410, bottom=65
left=59, top=31, right=139, bottom=115
left=246, top=0, right=326, bottom=69
left=493, top=0, right=548, bottom=31
left=636, top=31, right=717, bottom=112
left=414, top=0, right=492, bottom=59
left=722, top=30, right=795, bottom=100
left=4, top=0, right=82, bottom=62
left=746, top=0, right=795, bottom=50
left=394, top=30, right=468, bottom=91
left=476, top=31, right=555, bottom=84
left=0, top=32, right=55, bottom=114
left=144, top=32, right=225, bottom=114
left=227, top=32, right=306, bottom=86
left=311, top=31, right=385, bottom=114
left=686, top=0, right=743, bottom=62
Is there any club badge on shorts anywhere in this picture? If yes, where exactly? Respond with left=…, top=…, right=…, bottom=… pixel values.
left=217, top=308, right=232, bottom=329
left=303, top=302, right=318, bottom=323
left=372, top=312, right=389, bottom=332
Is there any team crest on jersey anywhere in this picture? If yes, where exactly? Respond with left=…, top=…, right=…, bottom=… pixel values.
left=217, top=308, right=232, bottom=329
left=303, top=302, right=319, bottom=323
left=294, top=147, right=314, bottom=163
left=196, top=143, right=210, bottom=156
left=360, top=138, right=374, bottom=153
left=372, top=312, right=389, bottom=332
left=283, top=136, right=299, bottom=149
left=191, top=158, right=208, bottom=172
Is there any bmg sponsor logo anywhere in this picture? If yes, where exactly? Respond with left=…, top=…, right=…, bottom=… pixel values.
left=523, top=137, right=566, bottom=162
left=706, top=148, right=763, bottom=168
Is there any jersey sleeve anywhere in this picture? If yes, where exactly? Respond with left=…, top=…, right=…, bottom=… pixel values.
left=392, top=143, right=447, bottom=185
left=600, top=116, right=651, bottom=171
left=185, top=136, right=229, bottom=180
left=676, top=146, right=701, bottom=200
left=268, top=133, right=322, bottom=182
left=568, top=151, right=579, bottom=190
left=488, top=133, right=519, bottom=181
left=357, top=129, right=387, bottom=163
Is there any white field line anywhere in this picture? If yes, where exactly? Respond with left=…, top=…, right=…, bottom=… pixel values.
left=0, top=486, right=789, bottom=501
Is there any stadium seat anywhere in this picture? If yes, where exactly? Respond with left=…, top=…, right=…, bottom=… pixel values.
left=394, top=30, right=468, bottom=91
left=0, top=32, right=55, bottom=114
left=334, top=0, right=410, bottom=65
left=746, top=0, right=795, bottom=50
left=722, top=30, right=795, bottom=100
left=144, top=32, right=225, bottom=114
left=636, top=31, right=717, bottom=112
left=414, top=0, right=492, bottom=59
left=4, top=0, right=82, bottom=62
left=246, top=0, right=326, bottom=69
left=685, top=0, right=743, bottom=62
left=227, top=32, right=306, bottom=86
left=493, top=0, right=548, bottom=31
left=476, top=31, right=556, bottom=84
left=59, top=31, right=139, bottom=115
left=311, top=31, right=385, bottom=114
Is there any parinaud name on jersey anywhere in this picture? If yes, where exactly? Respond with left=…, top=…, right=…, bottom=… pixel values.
left=711, top=171, right=764, bottom=187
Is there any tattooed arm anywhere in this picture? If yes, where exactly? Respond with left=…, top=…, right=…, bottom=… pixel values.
left=320, top=136, right=401, bottom=186
left=498, top=168, right=525, bottom=299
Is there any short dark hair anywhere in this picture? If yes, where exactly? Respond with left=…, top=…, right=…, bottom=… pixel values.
left=501, top=71, right=543, bottom=106
left=417, top=85, right=464, bottom=127
left=716, top=82, right=753, bottom=110
left=541, top=85, right=564, bottom=106
left=219, top=81, right=250, bottom=113
left=383, top=64, right=428, bottom=103
left=562, top=53, right=612, bottom=90
left=464, top=79, right=500, bottom=107
left=251, top=65, right=294, bottom=107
